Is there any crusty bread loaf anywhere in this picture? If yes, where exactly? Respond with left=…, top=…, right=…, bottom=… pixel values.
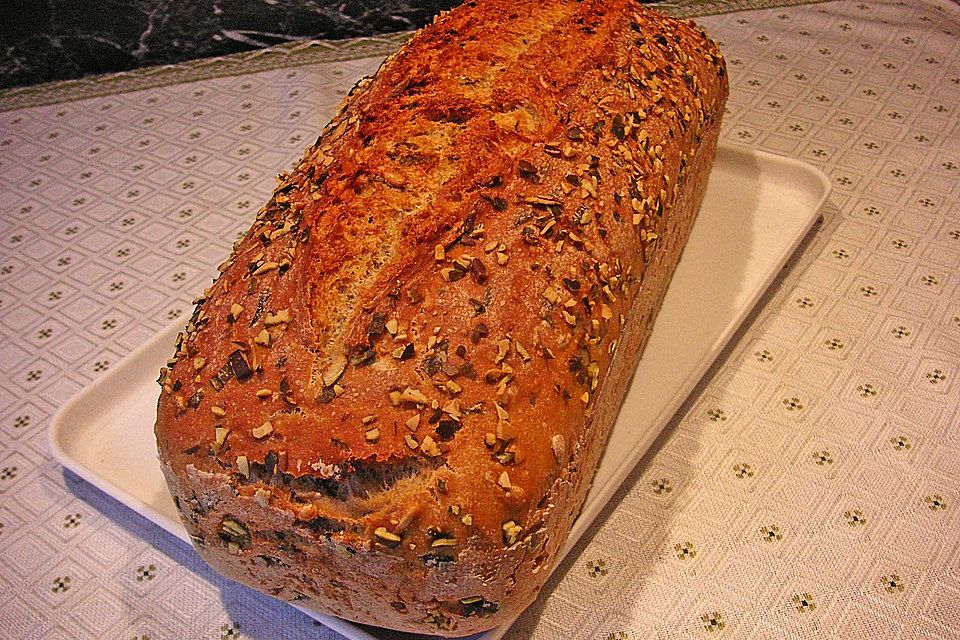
left=154, top=0, right=726, bottom=634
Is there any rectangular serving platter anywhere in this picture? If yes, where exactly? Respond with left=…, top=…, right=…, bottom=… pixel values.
left=50, top=145, right=830, bottom=640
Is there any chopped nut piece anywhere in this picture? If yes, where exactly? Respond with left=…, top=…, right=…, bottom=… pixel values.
left=365, top=427, right=381, bottom=443
left=434, top=244, right=445, bottom=261
left=587, top=361, right=600, bottom=387
left=237, top=455, right=250, bottom=479
left=495, top=380, right=511, bottom=406
left=374, top=527, right=401, bottom=543
left=515, top=341, right=531, bottom=361
left=495, top=339, right=510, bottom=364
left=498, top=471, right=512, bottom=490
left=322, top=355, right=346, bottom=387
left=551, top=434, right=566, bottom=464
left=264, top=309, right=291, bottom=326
left=526, top=194, right=562, bottom=206
left=496, top=418, right=516, bottom=442
left=254, top=488, right=270, bottom=508
left=484, top=432, right=497, bottom=447
left=442, top=399, right=462, bottom=419
left=252, top=422, right=273, bottom=439
left=496, top=251, right=509, bottom=266
left=561, top=310, right=577, bottom=326
left=385, top=318, right=399, bottom=335
left=211, top=406, right=226, bottom=417
left=440, top=267, right=464, bottom=282
left=193, top=357, right=206, bottom=371
left=543, top=286, right=559, bottom=304
left=214, top=427, right=230, bottom=448
left=405, top=434, right=419, bottom=450
left=405, top=414, right=421, bottom=431
left=517, top=159, right=538, bottom=178
left=431, top=537, right=457, bottom=547
left=502, top=520, right=522, bottom=546
left=221, top=519, right=249, bottom=539
left=582, top=176, right=597, bottom=198
left=254, top=329, right=271, bottom=346
left=600, top=303, right=614, bottom=320
left=252, top=261, right=278, bottom=276
left=229, top=303, right=244, bottom=320
left=255, top=388, right=272, bottom=398
left=469, top=257, right=488, bottom=284
left=484, top=368, right=504, bottom=384
left=461, top=514, right=473, bottom=526
left=421, top=435, right=441, bottom=457
left=399, top=387, right=430, bottom=405
left=471, top=322, right=489, bottom=343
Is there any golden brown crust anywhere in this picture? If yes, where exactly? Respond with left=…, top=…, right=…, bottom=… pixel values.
left=155, top=0, right=727, bottom=634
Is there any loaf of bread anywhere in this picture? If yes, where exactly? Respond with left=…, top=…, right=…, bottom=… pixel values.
left=155, top=0, right=726, bottom=634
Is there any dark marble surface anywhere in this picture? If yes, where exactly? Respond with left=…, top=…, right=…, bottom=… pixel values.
left=0, top=0, right=461, bottom=90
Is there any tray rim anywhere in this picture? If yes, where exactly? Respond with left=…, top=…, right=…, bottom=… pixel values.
left=49, top=322, right=192, bottom=544
left=48, top=144, right=830, bottom=640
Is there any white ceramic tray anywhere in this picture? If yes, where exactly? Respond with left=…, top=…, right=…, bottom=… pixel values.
left=50, top=145, right=830, bottom=640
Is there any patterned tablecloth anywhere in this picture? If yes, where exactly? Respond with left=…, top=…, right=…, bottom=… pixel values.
left=1, top=1, right=958, bottom=638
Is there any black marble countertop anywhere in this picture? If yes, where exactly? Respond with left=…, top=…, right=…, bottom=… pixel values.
left=0, top=0, right=461, bottom=90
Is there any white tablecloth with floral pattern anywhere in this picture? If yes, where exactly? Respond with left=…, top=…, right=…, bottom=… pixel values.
left=1, top=1, right=957, bottom=638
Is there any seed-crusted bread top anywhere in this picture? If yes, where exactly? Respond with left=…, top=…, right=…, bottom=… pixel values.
left=155, top=0, right=726, bottom=634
